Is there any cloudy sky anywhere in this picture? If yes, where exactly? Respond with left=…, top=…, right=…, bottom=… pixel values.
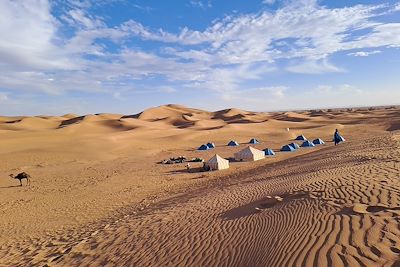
left=1, top=0, right=400, bottom=115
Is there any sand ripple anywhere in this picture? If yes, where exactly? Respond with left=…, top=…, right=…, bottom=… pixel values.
left=1, top=133, right=399, bottom=266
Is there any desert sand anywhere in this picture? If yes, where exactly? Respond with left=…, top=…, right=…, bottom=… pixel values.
left=0, top=104, right=399, bottom=266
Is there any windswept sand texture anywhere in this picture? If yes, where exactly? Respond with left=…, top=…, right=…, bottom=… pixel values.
left=0, top=105, right=399, bottom=266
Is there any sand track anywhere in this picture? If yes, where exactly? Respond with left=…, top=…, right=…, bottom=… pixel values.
left=1, top=132, right=399, bottom=266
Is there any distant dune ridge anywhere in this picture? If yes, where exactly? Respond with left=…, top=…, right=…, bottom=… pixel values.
left=0, top=104, right=399, bottom=266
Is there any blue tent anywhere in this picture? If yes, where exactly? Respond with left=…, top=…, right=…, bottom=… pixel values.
left=249, top=138, right=259, bottom=144
left=263, top=148, right=275, bottom=156
left=288, top=142, right=300, bottom=149
left=301, top=140, right=315, bottom=147
left=206, top=142, right=216, bottom=149
left=198, top=144, right=209, bottom=150
left=312, top=138, right=325, bottom=145
left=295, top=135, right=307, bottom=141
left=281, top=145, right=295, bottom=152
left=227, top=140, right=239, bottom=146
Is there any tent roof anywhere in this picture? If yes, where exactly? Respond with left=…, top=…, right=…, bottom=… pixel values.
left=206, top=142, right=216, bottom=148
left=207, top=154, right=228, bottom=164
left=312, top=138, right=325, bottom=144
left=198, top=144, right=209, bottom=150
left=263, top=148, right=275, bottom=155
left=235, top=146, right=264, bottom=156
left=281, top=145, right=295, bottom=151
left=295, top=135, right=307, bottom=140
left=301, top=140, right=315, bottom=147
left=249, top=138, right=259, bottom=143
left=288, top=142, right=300, bottom=149
left=228, top=140, right=239, bottom=146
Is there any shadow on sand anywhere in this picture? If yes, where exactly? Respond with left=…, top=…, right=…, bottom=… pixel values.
left=0, top=185, right=22, bottom=189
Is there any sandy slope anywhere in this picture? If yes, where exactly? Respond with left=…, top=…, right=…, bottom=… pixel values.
left=0, top=105, right=399, bottom=266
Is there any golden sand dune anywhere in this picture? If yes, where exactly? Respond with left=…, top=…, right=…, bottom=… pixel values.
left=271, top=111, right=312, bottom=122
left=0, top=105, right=399, bottom=266
left=132, top=104, right=209, bottom=121
left=0, top=117, right=60, bottom=131
left=61, top=113, right=79, bottom=119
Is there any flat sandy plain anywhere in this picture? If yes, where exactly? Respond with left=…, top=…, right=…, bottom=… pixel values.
left=0, top=104, right=399, bottom=266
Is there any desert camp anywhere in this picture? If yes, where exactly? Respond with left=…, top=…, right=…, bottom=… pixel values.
left=1, top=0, right=400, bottom=266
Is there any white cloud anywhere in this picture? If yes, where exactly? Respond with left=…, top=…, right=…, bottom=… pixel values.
left=0, top=92, right=9, bottom=101
left=287, top=59, right=343, bottom=74
left=311, top=84, right=362, bottom=96
left=0, top=0, right=400, bottom=104
left=190, top=1, right=212, bottom=9
left=347, top=50, right=382, bottom=57
left=283, top=84, right=399, bottom=110
left=219, top=86, right=287, bottom=107
left=159, top=87, right=177, bottom=93
left=262, top=0, right=276, bottom=5
left=62, top=8, right=105, bottom=29
left=112, top=91, right=121, bottom=99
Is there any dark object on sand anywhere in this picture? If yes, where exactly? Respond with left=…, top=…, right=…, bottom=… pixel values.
left=161, top=156, right=203, bottom=164
left=9, top=172, right=31, bottom=186
left=189, top=157, right=204, bottom=162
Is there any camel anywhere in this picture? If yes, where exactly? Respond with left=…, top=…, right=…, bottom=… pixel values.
left=9, top=172, right=31, bottom=186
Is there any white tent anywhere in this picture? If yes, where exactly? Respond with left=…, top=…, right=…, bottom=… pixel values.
left=206, top=154, right=229, bottom=170
left=234, top=146, right=265, bottom=162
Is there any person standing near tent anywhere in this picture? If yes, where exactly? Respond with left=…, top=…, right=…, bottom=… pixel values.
left=334, top=129, right=341, bottom=145
left=186, top=163, right=191, bottom=172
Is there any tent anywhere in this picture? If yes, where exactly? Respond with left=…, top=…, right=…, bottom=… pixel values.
left=227, top=140, right=239, bottom=146
left=249, top=138, right=259, bottom=144
left=206, top=142, right=216, bottom=149
left=281, top=145, right=295, bottom=152
left=312, top=138, right=325, bottom=145
left=301, top=140, right=315, bottom=148
left=234, top=146, right=265, bottom=161
left=263, top=148, right=275, bottom=156
left=206, top=154, right=229, bottom=170
left=288, top=142, right=300, bottom=149
left=198, top=144, right=209, bottom=150
left=295, top=135, right=307, bottom=141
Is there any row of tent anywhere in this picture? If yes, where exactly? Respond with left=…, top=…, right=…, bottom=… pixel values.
left=281, top=138, right=325, bottom=151
left=296, top=134, right=345, bottom=143
left=205, top=146, right=268, bottom=171
left=198, top=134, right=332, bottom=151
left=204, top=137, right=331, bottom=171
left=198, top=138, right=259, bottom=150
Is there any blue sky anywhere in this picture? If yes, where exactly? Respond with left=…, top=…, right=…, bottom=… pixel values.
left=0, top=0, right=400, bottom=115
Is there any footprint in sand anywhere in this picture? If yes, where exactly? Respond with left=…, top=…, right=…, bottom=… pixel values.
left=255, top=191, right=315, bottom=212
left=255, top=196, right=283, bottom=211
left=352, top=204, right=369, bottom=214
left=344, top=204, right=400, bottom=215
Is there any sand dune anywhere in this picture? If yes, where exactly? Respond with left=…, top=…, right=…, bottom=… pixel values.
left=0, top=105, right=399, bottom=266
left=0, top=117, right=60, bottom=131
left=131, top=104, right=209, bottom=121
